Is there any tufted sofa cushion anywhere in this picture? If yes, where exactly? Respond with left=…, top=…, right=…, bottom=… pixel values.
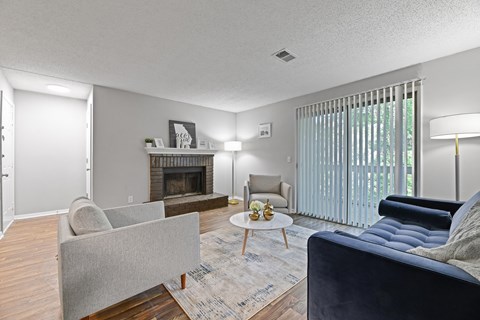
left=359, top=217, right=449, bottom=252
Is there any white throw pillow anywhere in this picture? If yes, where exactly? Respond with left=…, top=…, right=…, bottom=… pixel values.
left=67, top=197, right=113, bottom=235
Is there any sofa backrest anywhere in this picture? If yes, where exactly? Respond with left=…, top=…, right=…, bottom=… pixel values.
left=249, top=174, right=281, bottom=194
left=450, top=191, right=480, bottom=234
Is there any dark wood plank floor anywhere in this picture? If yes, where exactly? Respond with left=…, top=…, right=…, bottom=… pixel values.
left=0, top=205, right=363, bottom=320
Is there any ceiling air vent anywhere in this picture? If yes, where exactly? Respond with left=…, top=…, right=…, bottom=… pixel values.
left=273, top=48, right=296, bottom=63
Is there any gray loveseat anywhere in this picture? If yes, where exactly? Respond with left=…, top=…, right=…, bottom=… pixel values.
left=58, top=199, right=200, bottom=320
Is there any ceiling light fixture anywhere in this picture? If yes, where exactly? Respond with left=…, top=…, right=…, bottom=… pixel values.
left=46, top=84, right=71, bottom=93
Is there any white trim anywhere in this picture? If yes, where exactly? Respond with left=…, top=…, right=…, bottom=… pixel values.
left=15, top=208, right=68, bottom=220
left=145, top=147, right=217, bottom=155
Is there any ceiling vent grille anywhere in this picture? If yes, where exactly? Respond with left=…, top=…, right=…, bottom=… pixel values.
left=273, top=49, right=296, bottom=63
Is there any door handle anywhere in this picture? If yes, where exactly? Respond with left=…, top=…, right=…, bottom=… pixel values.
left=86, top=168, right=91, bottom=171
left=2, top=174, right=8, bottom=178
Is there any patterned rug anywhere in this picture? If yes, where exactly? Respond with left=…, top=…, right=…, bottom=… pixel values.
left=164, top=224, right=317, bottom=320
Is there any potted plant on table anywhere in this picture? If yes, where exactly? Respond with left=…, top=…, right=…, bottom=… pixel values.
left=249, top=200, right=264, bottom=221
left=145, top=138, right=154, bottom=148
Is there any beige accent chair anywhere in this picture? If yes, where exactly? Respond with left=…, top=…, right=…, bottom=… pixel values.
left=244, top=174, right=292, bottom=214
left=58, top=199, right=200, bottom=320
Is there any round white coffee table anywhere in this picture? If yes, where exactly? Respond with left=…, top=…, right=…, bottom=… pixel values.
left=229, top=211, right=293, bottom=255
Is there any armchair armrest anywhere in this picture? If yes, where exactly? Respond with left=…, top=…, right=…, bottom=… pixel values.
left=103, top=201, right=165, bottom=228
left=378, top=199, right=452, bottom=229
left=244, top=181, right=250, bottom=211
left=280, top=182, right=292, bottom=213
left=58, top=212, right=200, bottom=320
left=308, top=232, right=480, bottom=320
left=386, top=195, right=464, bottom=216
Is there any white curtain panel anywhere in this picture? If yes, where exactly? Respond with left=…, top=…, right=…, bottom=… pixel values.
left=296, top=80, right=421, bottom=227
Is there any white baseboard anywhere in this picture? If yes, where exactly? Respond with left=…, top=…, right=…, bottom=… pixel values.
left=15, top=208, right=68, bottom=220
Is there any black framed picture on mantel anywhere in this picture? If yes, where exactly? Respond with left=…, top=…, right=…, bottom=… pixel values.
left=169, top=120, right=197, bottom=148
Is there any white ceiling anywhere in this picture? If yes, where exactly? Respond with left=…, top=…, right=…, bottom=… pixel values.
left=1, top=0, right=479, bottom=112
left=2, top=68, right=92, bottom=100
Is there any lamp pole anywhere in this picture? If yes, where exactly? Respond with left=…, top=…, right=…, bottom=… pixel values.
left=455, top=134, right=460, bottom=201
left=229, top=150, right=239, bottom=205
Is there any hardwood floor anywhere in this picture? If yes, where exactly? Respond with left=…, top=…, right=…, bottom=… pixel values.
left=0, top=205, right=363, bottom=320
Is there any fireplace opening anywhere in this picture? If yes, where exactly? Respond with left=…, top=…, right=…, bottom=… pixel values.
left=163, top=167, right=205, bottom=199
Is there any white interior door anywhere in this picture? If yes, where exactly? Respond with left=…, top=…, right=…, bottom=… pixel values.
left=86, top=94, right=92, bottom=199
left=1, top=92, right=15, bottom=233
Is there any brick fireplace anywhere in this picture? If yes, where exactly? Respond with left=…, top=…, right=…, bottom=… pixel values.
left=147, top=150, right=228, bottom=216
left=149, top=154, right=213, bottom=201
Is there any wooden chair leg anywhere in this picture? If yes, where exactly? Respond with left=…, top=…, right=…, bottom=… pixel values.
left=181, top=273, right=186, bottom=289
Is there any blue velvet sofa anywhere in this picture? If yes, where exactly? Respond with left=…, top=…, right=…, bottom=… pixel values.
left=308, top=192, right=480, bottom=320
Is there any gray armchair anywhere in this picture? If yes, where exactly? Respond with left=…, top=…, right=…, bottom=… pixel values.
left=243, top=174, right=292, bottom=214
left=58, top=200, right=200, bottom=320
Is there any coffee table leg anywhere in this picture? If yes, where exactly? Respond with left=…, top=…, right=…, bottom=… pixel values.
left=242, top=229, right=249, bottom=255
left=281, top=228, right=289, bottom=249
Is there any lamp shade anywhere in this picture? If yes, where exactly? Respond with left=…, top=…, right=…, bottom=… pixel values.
left=224, top=141, right=242, bottom=151
left=430, top=113, right=480, bottom=140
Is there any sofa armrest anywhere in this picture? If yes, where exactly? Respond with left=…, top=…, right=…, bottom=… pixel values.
left=378, top=199, right=452, bottom=228
left=103, top=201, right=165, bottom=228
left=386, top=195, right=464, bottom=216
left=280, top=182, right=292, bottom=213
left=244, top=181, right=250, bottom=211
left=308, top=231, right=480, bottom=320
left=58, top=212, right=200, bottom=320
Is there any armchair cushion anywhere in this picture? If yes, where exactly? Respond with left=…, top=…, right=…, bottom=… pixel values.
left=250, top=193, right=288, bottom=208
left=378, top=199, right=452, bottom=229
left=67, top=198, right=112, bottom=235
left=249, top=174, right=281, bottom=194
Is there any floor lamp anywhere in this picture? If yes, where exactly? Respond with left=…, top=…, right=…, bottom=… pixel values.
left=225, top=141, right=242, bottom=205
left=430, top=113, right=480, bottom=201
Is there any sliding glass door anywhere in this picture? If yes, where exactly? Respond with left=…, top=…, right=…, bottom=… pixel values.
left=296, top=80, right=420, bottom=227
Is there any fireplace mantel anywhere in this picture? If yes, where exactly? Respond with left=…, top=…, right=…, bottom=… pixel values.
left=145, top=147, right=217, bottom=155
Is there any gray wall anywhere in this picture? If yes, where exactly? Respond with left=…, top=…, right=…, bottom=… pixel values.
left=15, top=90, right=87, bottom=215
left=236, top=47, right=480, bottom=203
left=92, top=86, right=236, bottom=208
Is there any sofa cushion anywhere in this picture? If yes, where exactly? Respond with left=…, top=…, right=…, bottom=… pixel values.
left=68, top=197, right=113, bottom=235
left=250, top=193, right=288, bottom=208
left=378, top=199, right=452, bottom=229
left=359, top=217, right=449, bottom=252
left=249, top=174, right=281, bottom=194
left=450, top=191, right=480, bottom=234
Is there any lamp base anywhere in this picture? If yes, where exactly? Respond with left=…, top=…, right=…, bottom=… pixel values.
left=228, top=198, right=240, bottom=205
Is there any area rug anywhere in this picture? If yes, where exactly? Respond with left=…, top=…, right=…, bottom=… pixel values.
left=164, top=224, right=317, bottom=320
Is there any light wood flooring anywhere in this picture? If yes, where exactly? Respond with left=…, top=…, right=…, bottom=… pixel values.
left=0, top=205, right=363, bottom=320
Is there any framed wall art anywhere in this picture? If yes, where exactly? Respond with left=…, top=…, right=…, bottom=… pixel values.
left=258, top=123, right=271, bottom=138
left=169, top=120, right=197, bottom=148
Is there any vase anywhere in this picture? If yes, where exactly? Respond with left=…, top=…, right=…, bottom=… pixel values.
left=263, top=199, right=274, bottom=220
left=146, top=143, right=152, bottom=148
left=249, top=210, right=260, bottom=221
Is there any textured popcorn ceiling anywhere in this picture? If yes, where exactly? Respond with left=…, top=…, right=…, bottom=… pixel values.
left=1, top=0, right=479, bottom=112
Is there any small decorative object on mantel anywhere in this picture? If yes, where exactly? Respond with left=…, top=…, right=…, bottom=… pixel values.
left=208, top=141, right=216, bottom=150
left=154, top=138, right=164, bottom=148
left=258, top=123, right=271, bottom=138
left=169, top=120, right=197, bottom=148
left=145, top=138, right=154, bottom=148
left=198, top=139, right=208, bottom=149
left=263, top=199, right=275, bottom=220
left=249, top=200, right=263, bottom=221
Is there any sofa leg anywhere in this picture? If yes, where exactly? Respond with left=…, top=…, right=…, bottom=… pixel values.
left=181, top=273, right=186, bottom=289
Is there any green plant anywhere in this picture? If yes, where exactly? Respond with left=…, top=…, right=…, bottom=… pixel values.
left=145, top=138, right=154, bottom=143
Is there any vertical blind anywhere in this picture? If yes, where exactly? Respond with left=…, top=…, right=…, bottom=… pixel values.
left=296, top=80, right=421, bottom=227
